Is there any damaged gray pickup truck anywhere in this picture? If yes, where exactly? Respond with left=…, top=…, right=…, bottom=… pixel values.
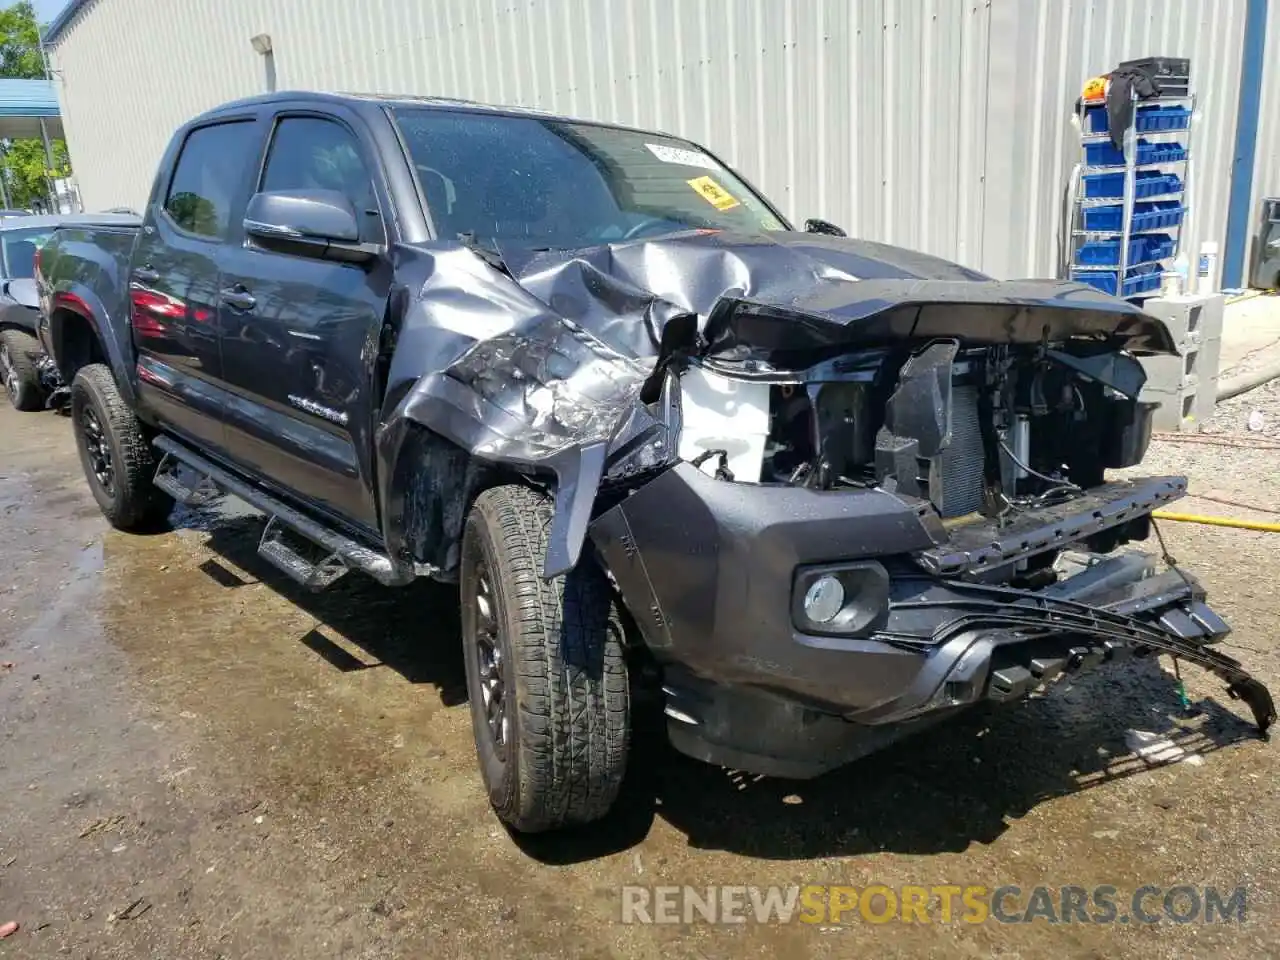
left=37, top=92, right=1273, bottom=833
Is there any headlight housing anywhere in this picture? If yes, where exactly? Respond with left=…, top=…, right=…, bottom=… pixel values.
left=791, top=561, right=891, bottom=636
left=603, top=368, right=682, bottom=483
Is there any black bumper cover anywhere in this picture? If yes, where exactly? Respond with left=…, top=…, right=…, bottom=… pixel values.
left=590, top=465, right=1273, bottom=778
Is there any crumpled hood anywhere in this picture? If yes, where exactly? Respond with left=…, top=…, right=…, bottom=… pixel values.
left=501, top=229, right=1177, bottom=362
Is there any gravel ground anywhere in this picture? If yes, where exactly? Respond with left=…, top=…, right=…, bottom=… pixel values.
left=1201, top=376, right=1280, bottom=442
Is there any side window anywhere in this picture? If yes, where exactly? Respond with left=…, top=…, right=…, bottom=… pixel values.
left=164, top=121, right=259, bottom=239
left=260, top=116, right=383, bottom=242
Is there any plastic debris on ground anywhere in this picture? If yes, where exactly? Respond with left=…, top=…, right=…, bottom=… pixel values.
left=1124, top=728, right=1187, bottom=765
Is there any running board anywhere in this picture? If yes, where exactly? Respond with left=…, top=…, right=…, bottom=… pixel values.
left=151, top=435, right=412, bottom=591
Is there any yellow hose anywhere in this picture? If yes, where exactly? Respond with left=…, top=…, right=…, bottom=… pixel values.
left=1152, top=510, right=1280, bottom=533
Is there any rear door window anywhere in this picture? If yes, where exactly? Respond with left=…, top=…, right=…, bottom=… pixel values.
left=163, top=121, right=259, bottom=239
left=2, top=227, right=54, bottom=277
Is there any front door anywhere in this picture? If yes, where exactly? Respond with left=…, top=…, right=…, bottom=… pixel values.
left=131, top=118, right=261, bottom=454
left=216, top=110, right=391, bottom=535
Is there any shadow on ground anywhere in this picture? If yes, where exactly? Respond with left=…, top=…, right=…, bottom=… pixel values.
left=177, top=509, right=1264, bottom=867
left=183, top=511, right=468, bottom=705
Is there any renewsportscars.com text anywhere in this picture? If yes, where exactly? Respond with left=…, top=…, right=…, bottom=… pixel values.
left=619, top=884, right=1248, bottom=925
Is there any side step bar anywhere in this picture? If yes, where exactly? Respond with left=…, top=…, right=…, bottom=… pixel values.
left=152, top=435, right=412, bottom=591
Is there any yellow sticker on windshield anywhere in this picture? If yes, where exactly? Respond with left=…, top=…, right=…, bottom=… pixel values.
left=687, top=175, right=741, bottom=211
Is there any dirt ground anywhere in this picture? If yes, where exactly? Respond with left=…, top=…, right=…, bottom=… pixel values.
left=3, top=375, right=1280, bottom=958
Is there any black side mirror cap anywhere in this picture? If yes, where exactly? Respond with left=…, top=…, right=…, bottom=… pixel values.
left=804, top=217, right=847, bottom=237
left=244, top=189, right=381, bottom=264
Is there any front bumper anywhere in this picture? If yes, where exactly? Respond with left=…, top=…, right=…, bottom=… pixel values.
left=590, top=464, right=1272, bottom=778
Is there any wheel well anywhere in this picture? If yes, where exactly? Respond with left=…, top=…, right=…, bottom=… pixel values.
left=52, top=308, right=105, bottom=380
left=397, top=426, right=543, bottom=575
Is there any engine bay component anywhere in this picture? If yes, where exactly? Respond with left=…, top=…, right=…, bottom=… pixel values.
left=676, top=365, right=769, bottom=481
left=725, top=336, right=1159, bottom=559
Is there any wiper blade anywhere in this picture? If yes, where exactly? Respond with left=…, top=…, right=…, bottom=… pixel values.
left=457, top=232, right=509, bottom=274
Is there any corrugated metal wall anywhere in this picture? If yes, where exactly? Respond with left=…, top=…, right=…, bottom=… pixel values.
left=984, top=0, right=1246, bottom=289
left=1248, top=0, right=1280, bottom=283
left=49, top=0, right=1256, bottom=285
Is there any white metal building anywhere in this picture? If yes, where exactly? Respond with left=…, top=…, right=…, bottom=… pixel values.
left=43, top=0, right=1280, bottom=288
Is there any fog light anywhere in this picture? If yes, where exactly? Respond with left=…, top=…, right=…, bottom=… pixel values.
left=803, top=575, right=845, bottom=623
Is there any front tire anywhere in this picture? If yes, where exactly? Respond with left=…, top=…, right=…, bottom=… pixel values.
left=70, top=363, right=173, bottom=530
left=0, top=328, right=46, bottom=411
left=461, top=483, right=630, bottom=833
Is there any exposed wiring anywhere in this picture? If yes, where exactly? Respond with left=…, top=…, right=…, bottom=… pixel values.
left=690, top=448, right=735, bottom=482
left=998, top=439, right=1083, bottom=493
left=1151, top=515, right=1270, bottom=658
left=1151, top=517, right=1195, bottom=592
left=1028, top=484, right=1081, bottom=507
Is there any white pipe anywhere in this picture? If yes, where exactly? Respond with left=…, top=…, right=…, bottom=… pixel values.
left=1217, top=359, right=1280, bottom=402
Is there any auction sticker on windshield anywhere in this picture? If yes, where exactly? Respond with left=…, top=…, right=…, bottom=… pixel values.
left=646, top=142, right=721, bottom=170
left=687, top=175, right=741, bottom=211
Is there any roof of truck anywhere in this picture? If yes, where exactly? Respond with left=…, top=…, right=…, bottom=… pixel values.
left=0, top=213, right=140, bottom=231
left=192, top=90, right=677, bottom=140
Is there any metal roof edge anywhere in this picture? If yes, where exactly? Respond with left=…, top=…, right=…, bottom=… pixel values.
left=42, top=0, right=94, bottom=47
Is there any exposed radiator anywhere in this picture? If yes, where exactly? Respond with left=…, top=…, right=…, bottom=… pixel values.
left=934, top=385, right=986, bottom=517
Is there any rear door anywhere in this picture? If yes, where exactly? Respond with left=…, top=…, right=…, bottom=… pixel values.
left=215, top=107, right=392, bottom=534
left=131, top=118, right=262, bottom=453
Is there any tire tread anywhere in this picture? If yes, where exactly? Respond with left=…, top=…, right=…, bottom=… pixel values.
left=0, top=328, right=46, bottom=411
left=470, top=483, right=628, bottom=832
left=71, top=363, right=172, bottom=530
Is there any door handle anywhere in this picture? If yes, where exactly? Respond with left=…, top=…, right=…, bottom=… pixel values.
left=219, top=286, right=257, bottom=311
left=132, top=266, right=160, bottom=283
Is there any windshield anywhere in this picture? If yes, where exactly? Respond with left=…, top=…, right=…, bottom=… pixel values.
left=2, top=227, right=53, bottom=279
left=392, top=108, right=788, bottom=249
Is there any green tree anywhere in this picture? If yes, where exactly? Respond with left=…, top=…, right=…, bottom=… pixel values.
left=2, top=136, right=69, bottom=206
left=0, top=1, right=73, bottom=209
left=0, top=1, right=43, bottom=78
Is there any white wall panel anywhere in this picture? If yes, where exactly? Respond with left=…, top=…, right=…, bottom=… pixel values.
left=48, top=0, right=1254, bottom=285
left=1247, top=0, right=1280, bottom=284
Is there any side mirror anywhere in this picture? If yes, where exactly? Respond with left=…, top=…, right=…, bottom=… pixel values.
left=244, top=189, right=380, bottom=264
left=804, top=217, right=847, bottom=238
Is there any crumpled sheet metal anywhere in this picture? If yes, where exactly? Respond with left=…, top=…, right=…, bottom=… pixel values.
left=387, top=244, right=647, bottom=465
left=379, top=230, right=1178, bottom=577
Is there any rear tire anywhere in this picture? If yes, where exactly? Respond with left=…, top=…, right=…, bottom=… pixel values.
left=461, top=483, right=630, bottom=833
left=0, top=328, right=46, bottom=412
left=70, top=363, right=173, bottom=530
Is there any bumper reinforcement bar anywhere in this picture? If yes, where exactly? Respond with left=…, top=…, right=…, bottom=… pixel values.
left=878, top=575, right=1276, bottom=734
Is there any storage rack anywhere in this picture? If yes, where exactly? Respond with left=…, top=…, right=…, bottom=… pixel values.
left=1067, top=68, right=1194, bottom=301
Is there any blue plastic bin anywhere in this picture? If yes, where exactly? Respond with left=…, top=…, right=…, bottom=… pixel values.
left=1071, top=263, right=1163, bottom=298
left=1084, top=201, right=1186, bottom=233
left=1084, top=139, right=1187, bottom=168
left=1082, top=170, right=1183, bottom=199
left=1076, top=233, right=1175, bottom=267
left=1082, top=205, right=1124, bottom=232
left=1145, top=200, right=1185, bottom=229
left=1144, top=105, right=1191, bottom=131
left=1085, top=104, right=1191, bottom=135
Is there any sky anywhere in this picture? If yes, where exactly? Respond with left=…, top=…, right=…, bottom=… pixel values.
left=32, top=0, right=69, bottom=26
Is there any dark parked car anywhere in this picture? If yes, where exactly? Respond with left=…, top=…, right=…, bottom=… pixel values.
left=36, top=92, right=1273, bottom=833
left=0, top=213, right=138, bottom=410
